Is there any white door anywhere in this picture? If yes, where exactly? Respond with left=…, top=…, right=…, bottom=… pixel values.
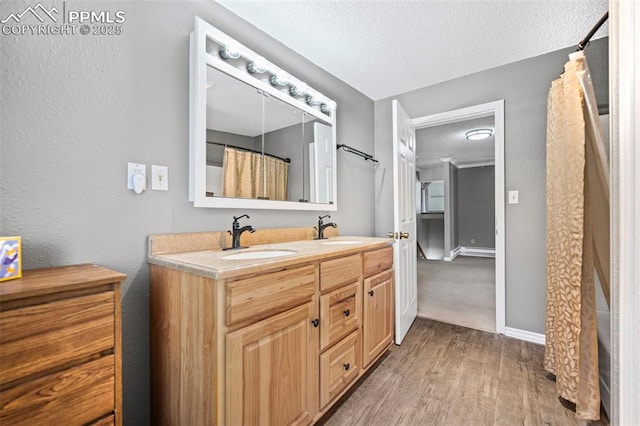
left=310, top=122, right=334, bottom=204
left=392, top=99, right=418, bottom=344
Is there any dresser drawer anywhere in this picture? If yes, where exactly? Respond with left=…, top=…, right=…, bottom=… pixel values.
left=319, top=330, right=362, bottom=409
left=363, top=247, right=393, bottom=278
left=0, top=355, right=115, bottom=425
left=226, top=265, right=316, bottom=326
left=320, top=281, right=362, bottom=350
left=320, top=254, right=361, bottom=293
left=0, top=291, right=115, bottom=386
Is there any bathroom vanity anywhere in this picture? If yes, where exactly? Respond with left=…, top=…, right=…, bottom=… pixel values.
left=148, top=229, right=393, bottom=425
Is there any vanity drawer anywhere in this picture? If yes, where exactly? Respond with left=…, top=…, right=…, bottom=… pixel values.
left=226, top=265, right=316, bottom=326
left=320, top=281, right=362, bottom=350
left=320, top=254, right=362, bottom=293
left=0, top=291, right=115, bottom=386
left=363, top=246, right=393, bottom=278
left=0, top=355, right=115, bottom=425
left=319, top=329, right=362, bottom=409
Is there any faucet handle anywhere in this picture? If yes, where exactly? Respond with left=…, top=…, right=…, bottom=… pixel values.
left=319, top=215, right=330, bottom=220
left=233, top=214, right=250, bottom=222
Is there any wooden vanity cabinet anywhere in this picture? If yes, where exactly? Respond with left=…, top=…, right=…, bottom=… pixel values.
left=150, top=242, right=394, bottom=425
left=0, top=264, right=125, bottom=426
left=227, top=302, right=318, bottom=425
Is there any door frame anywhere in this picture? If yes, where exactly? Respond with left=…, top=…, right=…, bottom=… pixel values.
left=610, top=1, right=640, bottom=423
left=412, top=100, right=506, bottom=334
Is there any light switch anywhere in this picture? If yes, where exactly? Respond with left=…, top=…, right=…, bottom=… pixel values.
left=508, top=190, right=519, bottom=204
left=152, top=165, right=169, bottom=191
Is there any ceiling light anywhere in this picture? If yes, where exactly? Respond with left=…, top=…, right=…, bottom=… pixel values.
left=465, top=129, right=493, bottom=140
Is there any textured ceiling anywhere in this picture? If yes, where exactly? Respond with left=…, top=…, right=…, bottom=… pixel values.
left=217, top=0, right=608, bottom=100
left=416, top=116, right=495, bottom=168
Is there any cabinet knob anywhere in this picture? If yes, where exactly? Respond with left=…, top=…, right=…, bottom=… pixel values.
left=311, top=318, right=320, bottom=327
left=343, top=309, right=350, bottom=317
left=343, top=363, right=350, bottom=371
left=368, top=290, right=374, bottom=296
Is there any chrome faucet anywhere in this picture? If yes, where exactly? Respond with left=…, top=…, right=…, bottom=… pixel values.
left=315, top=215, right=337, bottom=240
left=225, top=214, right=255, bottom=250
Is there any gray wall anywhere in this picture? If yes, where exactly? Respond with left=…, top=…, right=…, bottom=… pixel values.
left=419, top=165, right=443, bottom=183
left=206, top=129, right=256, bottom=166
left=457, top=166, right=495, bottom=248
left=262, top=120, right=315, bottom=202
left=374, top=38, right=608, bottom=333
left=0, top=1, right=375, bottom=423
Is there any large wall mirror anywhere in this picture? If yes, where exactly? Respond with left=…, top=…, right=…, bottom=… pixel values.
left=189, top=17, right=337, bottom=210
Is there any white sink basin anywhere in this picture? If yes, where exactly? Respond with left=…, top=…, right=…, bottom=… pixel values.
left=221, top=250, right=297, bottom=260
left=321, top=240, right=363, bottom=245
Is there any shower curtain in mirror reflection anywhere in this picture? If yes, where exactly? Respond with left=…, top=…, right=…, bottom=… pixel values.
left=222, top=147, right=289, bottom=201
left=544, top=51, right=609, bottom=421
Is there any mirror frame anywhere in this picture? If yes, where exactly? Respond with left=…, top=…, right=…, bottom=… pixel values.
left=189, top=17, right=338, bottom=211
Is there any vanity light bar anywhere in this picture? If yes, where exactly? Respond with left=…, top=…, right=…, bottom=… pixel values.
left=211, top=34, right=335, bottom=116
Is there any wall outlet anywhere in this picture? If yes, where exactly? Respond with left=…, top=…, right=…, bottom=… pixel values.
left=470, top=238, right=475, bottom=244
left=508, top=190, right=519, bottom=204
left=127, top=162, right=146, bottom=193
left=152, top=165, right=169, bottom=191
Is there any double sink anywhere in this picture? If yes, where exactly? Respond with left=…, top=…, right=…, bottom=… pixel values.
left=221, top=240, right=363, bottom=260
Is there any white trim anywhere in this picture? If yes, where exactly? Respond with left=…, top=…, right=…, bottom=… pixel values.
left=610, top=2, right=640, bottom=425
left=504, top=327, right=546, bottom=345
left=457, top=160, right=495, bottom=169
left=440, top=157, right=458, bottom=167
left=411, top=100, right=506, bottom=335
left=459, top=246, right=495, bottom=258
left=443, top=246, right=461, bottom=262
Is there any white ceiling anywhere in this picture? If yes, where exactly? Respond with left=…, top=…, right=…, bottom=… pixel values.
left=416, top=116, right=495, bottom=169
left=217, top=0, right=608, bottom=100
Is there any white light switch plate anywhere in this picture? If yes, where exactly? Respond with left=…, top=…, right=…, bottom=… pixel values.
left=152, top=165, right=169, bottom=191
left=508, top=190, right=519, bottom=204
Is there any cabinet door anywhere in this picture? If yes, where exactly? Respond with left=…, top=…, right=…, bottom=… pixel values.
left=226, top=303, right=318, bottom=425
left=363, top=269, right=394, bottom=367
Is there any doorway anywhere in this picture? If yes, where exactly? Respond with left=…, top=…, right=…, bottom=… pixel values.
left=411, top=100, right=505, bottom=334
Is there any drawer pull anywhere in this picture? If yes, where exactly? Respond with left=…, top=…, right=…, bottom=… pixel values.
left=343, top=363, right=350, bottom=371
left=368, top=290, right=374, bottom=296
left=312, top=318, right=320, bottom=327
left=344, top=309, right=350, bottom=317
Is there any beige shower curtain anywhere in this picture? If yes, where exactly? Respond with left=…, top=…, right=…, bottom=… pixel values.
left=222, top=147, right=289, bottom=201
left=545, top=51, right=609, bottom=421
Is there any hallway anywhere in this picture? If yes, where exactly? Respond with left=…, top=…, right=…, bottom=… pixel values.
left=417, top=256, right=495, bottom=332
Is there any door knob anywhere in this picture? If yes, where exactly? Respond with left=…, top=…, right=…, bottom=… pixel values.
left=399, top=232, right=409, bottom=239
left=343, top=363, right=350, bottom=371
left=344, top=309, right=350, bottom=317
left=368, top=290, right=374, bottom=296
left=387, top=232, right=397, bottom=239
left=311, top=318, right=319, bottom=327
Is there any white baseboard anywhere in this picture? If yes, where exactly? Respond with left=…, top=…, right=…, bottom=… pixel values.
left=460, top=246, right=496, bottom=258
left=504, top=327, right=546, bottom=345
left=444, top=246, right=461, bottom=262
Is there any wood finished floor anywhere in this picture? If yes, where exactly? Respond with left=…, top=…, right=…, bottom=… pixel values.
left=320, top=318, right=590, bottom=426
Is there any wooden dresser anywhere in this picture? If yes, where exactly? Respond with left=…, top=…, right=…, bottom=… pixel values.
left=0, top=264, right=126, bottom=425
